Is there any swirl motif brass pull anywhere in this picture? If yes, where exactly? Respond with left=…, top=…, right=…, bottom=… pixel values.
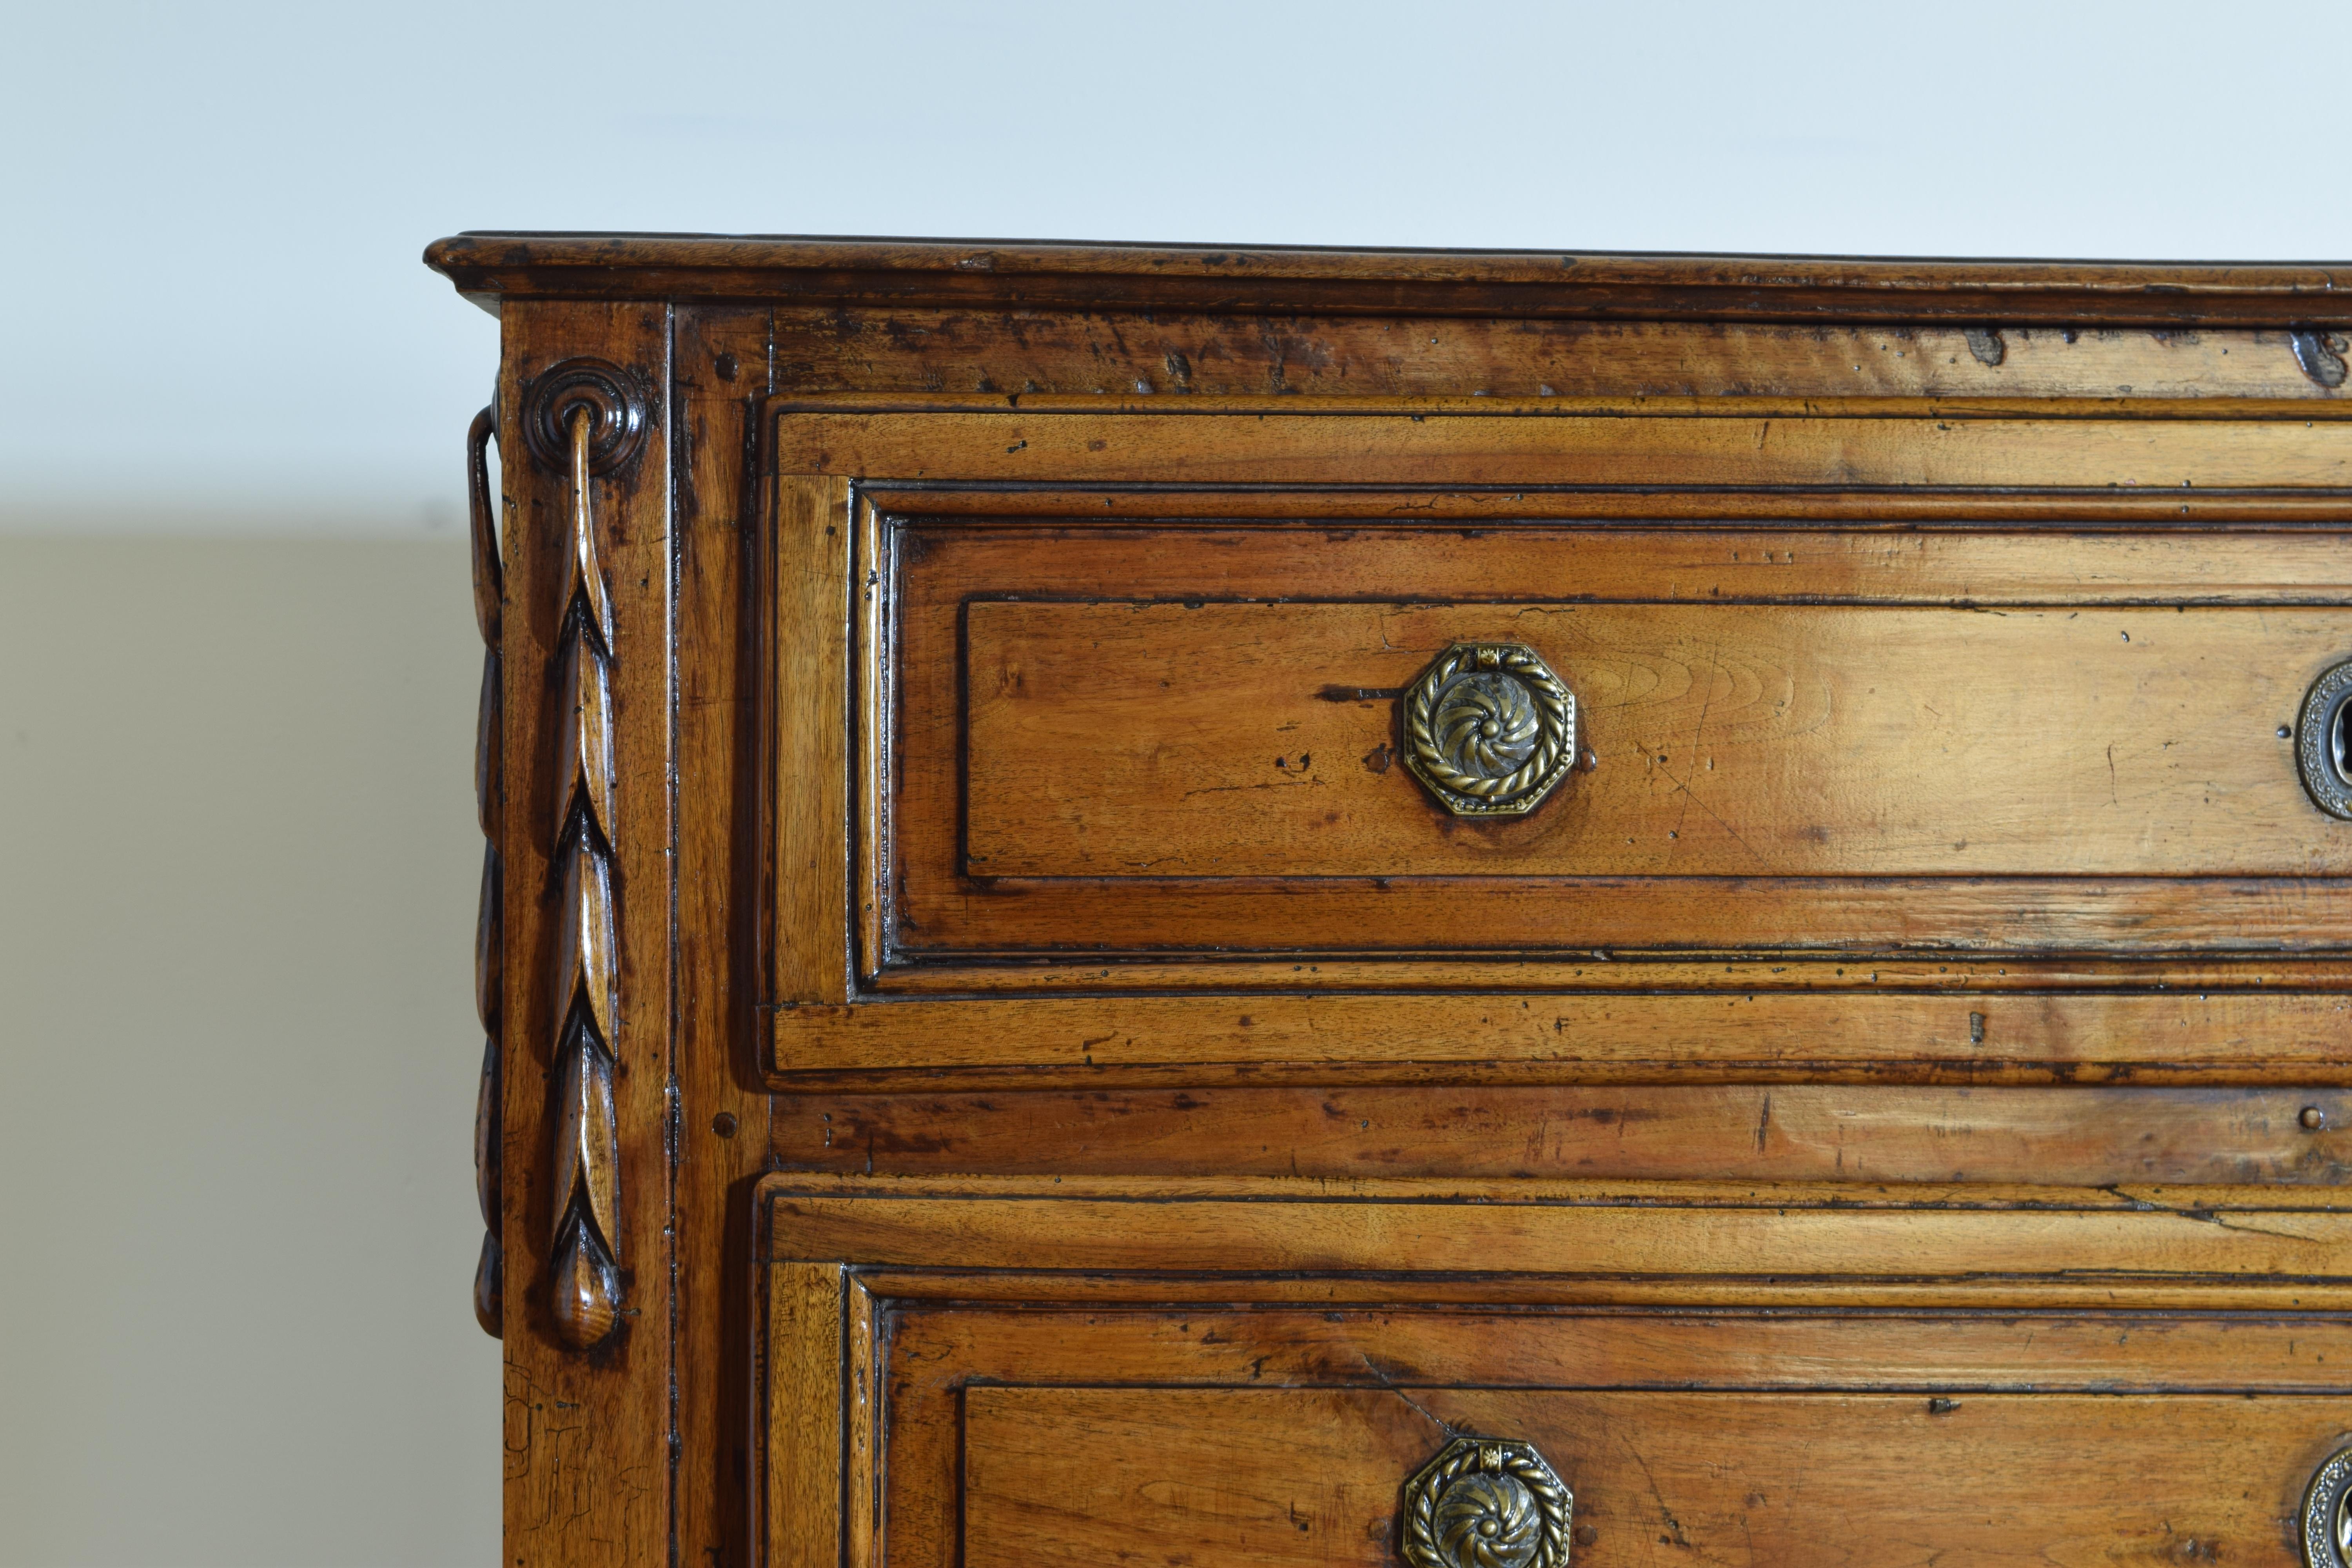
left=1402, top=1437, right=1574, bottom=1568
left=1401, top=643, right=1577, bottom=818
left=2303, top=1445, right=2352, bottom=1567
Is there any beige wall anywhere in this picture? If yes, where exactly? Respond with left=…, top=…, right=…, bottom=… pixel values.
left=0, top=539, right=497, bottom=1565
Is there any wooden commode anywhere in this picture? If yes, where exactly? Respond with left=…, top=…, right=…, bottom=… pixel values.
left=428, top=234, right=2352, bottom=1568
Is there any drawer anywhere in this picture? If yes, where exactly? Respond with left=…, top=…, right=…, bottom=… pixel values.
left=766, top=396, right=2352, bottom=1081
left=760, top=1175, right=2352, bottom=1568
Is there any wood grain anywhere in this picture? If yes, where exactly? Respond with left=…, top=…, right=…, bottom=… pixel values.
left=776, top=312, right=2352, bottom=405
left=966, top=599, right=2352, bottom=878
left=893, top=524, right=2352, bottom=608
left=765, top=1263, right=844, bottom=1568
left=773, top=403, right=2352, bottom=488
left=773, top=1085, right=2352, bottom=1186
left=669, top=303, right=773, bottom=1568
left=759, top=1174, right=2352, bottom=1291
left=962, top=1387, right=2343, bottom=1568
left=773, top=474, right=853, bottom=1003
left=891, top=1304, right=2352, bottom=1393
left=889, top=875, right=2352, bottom=960
left=862, top=955, right=2352, bottom=994
left=770, top=990, right=2352, bottom=1081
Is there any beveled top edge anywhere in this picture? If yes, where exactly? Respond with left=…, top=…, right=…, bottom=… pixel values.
left=423, top=231, right=2352, bottom=324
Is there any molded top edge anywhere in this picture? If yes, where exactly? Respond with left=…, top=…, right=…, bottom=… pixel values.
left=422, top=232, right=2352, bottom=325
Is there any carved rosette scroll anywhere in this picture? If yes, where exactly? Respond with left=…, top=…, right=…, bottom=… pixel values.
left=524, top=358, right=646, bottom=1350
left=468, top=405, right=504, bottom=1339
left=1402, top=1437, right=1574, bottom=1568
left=1401, top=643, right=1577, bottom=817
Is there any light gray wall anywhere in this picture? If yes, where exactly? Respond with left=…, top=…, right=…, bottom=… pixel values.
left=5, top=2, right=2351, bottom=1564
left=7, top=0, right=2352, bottom=535
left=0, top=541, right=488, bottom=1565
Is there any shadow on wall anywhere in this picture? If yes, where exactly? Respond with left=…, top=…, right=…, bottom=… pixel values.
left=0, top=538, right=498, bottom=1568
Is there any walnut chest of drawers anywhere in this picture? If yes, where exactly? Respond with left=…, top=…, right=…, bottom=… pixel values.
left=428, top=234, right=2352, bottom=1568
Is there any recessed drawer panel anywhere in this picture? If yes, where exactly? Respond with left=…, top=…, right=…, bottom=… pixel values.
left=879, top=517, right=2352, bottom=964
left=965, top=1387, right=2333, bottom=1568
left=965, top=598, right=2348, bottom=877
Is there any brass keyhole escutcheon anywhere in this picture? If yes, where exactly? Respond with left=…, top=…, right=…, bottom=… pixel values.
left=1400, top=642, right=1577, bottom=818
left=2298, top=662, right=2352, bottom=820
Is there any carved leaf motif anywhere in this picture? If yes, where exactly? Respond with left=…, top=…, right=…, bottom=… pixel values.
left=543, top=389, right=624, bottom=1353
left=554, top=827, right=617, bottom=1053
left=475, top=842, right=501, bottom=1036
left=555, top=635, right=615, bottom=844
left=475, top=649, right=501, bottom=839
left=475, top=1035, right=502, bottom=1229
left=551, top=1218, right=620, bottom=1348
left=553, top=1032, right=620, bottom=1265
left=473, top=1228, right=503, bottom=1340
left=467, top=405, right=501, bottom=648
left=565, top=406, right=615, bottom=654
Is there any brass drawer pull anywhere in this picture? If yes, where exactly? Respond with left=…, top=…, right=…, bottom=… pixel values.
left=2301, top=664, right=2352, bottom=820
left=1401, top=643, right=1577, bottom=818
left=2305, top=1446, right=2352, bottom=1567
left=1403, top=1437, right=1574, bottom=1568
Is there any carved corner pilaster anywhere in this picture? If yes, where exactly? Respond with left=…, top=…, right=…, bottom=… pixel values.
left=523, top=358, right=646, bottom=1351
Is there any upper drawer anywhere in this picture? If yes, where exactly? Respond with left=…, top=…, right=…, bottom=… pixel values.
left=762, top=400, right=2352, bottom=1085
left=771, top=399, right=2352, bottom=999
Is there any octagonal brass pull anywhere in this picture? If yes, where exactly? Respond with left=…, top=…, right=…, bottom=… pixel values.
left=1402, top=1437, right=1574, bottom=1568
left=1401, top=642, right=1577, bottom=818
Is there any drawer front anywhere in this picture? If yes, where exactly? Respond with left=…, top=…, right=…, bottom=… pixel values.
left=789, top=406, right=2352, bottom=976
left=762, top=1176, right=2352, bottom=1568
left=904, top=524, right=2352, bottom=963
left=767, top=400, right=2352, bottom=1080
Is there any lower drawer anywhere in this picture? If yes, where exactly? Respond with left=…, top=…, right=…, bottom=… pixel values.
left=760, top=1176, right=2352, bottom=1568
